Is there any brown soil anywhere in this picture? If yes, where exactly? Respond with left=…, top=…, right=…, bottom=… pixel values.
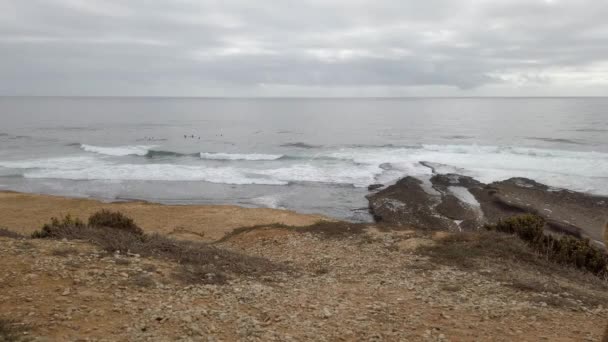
left=0, top=191, right=325, bottom=241
left=1, top=192, right=607, bottom=341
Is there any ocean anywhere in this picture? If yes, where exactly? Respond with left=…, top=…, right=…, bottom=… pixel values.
left=1, top=97, right=607, bottom=221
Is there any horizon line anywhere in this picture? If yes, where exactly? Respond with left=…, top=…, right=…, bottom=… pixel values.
left=1, top=95, right=608, bottom=99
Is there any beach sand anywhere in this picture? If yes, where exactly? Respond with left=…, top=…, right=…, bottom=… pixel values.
left=0, top=191, right=326, bottom=241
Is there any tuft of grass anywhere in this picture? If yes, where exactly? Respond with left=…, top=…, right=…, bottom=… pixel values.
left=0, top=228, right=24, bottom=240
left=88, top=209, right=143, bottom=236
left=0, top=319, right=30, bottom=342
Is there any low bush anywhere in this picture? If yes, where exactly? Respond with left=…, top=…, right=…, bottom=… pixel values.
left=490, top=214, right=545, bottom=242
left=31, top=211, right=285, bottom=284
left=485, top=214, right=608, bottom=276
left=31, top=215, right=85, bottom=239
left=88, top=210, right=143, bottom=235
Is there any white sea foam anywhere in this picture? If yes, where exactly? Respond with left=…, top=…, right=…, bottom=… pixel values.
left=81, top=144, right=155, bottom=156
left=2, top=144, right=608, bottom=195
left=318, top=144, right=608, bottom=194
left=256, top=163, right=381, bottom=187
left=251, top=195, right=284, bottom=209
left=448, top=186, right=481, bottom=207
left=200, top=152, right=283, bottom=161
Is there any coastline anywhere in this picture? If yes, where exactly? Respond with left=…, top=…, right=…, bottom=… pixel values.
left=0, top=191, right=326, bottom=241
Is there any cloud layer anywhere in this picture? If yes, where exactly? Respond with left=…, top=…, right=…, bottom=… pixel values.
left=1, top=0, right=607, bottom=96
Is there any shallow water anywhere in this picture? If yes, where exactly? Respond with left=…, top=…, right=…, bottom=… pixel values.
left=1, top=97, right=607, bottom=221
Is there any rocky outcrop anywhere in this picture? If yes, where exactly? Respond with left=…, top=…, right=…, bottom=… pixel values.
left=368, top=173, right=608, bottom=244
left=366, top=177, right=457, bottom=230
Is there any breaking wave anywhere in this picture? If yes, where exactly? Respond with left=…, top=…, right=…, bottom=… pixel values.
left=2, top=144, right=608, bottom=195
left=199, top=152, right=284, bottom=161
left=80, top=144, right=155, bottom=157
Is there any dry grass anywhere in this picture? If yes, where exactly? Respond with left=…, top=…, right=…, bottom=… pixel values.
left=419, top=231, right=537, bottom=269
left=0, top=319, right=30, bottom=342
left=173, top=265, right=229, bottom=285
left=219, top=220, right=368, bottom=243
left=130, top=273, right=156, bottom=288
left=419, top=230, right=608, bottom=307
left=50, top=247, right=79, bottom=257
left=88, top=209, right=143, bottom=236
left=32, top=214, right=287, bottom=284
left=294, top=221, right=368, bottom=237
left=0, top=228, right=24, bottom=240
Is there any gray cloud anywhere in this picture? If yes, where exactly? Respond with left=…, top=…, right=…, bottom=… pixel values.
left=0, top=0, right=607, bottom=96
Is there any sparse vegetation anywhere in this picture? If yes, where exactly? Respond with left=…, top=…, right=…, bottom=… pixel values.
left=0, top=228, right=24, bottom=240
left=88, top=209, right=143, bottom=235
left=420, top=230, right=536, bottom=269
left=31, top=211, right=286, bottom=284
left=294, top=221, right=367, bottom=237
left=219, top=220, right=368, bottom=242
left=485, top=214, right=608, bottom=276
left=31, top=214, right=85, bottom=239
left=0, top=319, right=30, bottom=342
left=173, top=264, right=228, bottom=285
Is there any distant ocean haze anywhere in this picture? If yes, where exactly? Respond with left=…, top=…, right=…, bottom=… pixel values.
left=1, top=97, right=607, bottom=221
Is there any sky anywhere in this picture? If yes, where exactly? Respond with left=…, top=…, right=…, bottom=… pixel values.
left=1, top=0, right=607, bottom=97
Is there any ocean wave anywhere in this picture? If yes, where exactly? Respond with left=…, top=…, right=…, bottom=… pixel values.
left=19, top=160, right=287, bottom=185
left=2, top=143, right=608, bottom=195
left=280, top=142, right=321, bottom=149
left=80, top=144, right=155, bottom=157
left=200, top=152, right=284, bottom=161
left=146, top=150, right=196, bottom=158
left=526, top=137, right=585, bottom=145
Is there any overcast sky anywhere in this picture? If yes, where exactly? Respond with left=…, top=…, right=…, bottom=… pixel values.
left=1, top=0, right=607, bottom=97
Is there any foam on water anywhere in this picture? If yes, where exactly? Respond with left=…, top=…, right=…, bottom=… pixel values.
left=81, top=144, right=155, bottom=157
left=2, top=144, right=608, bottom=195
left=200, top=152, right=284, bottom=161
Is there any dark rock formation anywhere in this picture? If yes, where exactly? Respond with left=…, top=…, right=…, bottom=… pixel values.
left=367, top=184, right=384, bottom=191
left=366, top=177, right=457, bottom=230
left=368, top=173, right=608, bottom=244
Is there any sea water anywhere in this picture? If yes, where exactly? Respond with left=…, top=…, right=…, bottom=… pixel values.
left=1, top=97, right=607, bottom=221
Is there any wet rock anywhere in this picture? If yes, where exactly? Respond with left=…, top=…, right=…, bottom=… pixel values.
left=368, top=184, right=384, bottom=191
left=482, top=178, right=608, bottom=242
left=372, top=173, right=608, bottom=244
left=367, top=177, right=457, bottom=230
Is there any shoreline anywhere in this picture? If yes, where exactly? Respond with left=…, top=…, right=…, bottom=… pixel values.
left=0, top=191, right=326, bottom=241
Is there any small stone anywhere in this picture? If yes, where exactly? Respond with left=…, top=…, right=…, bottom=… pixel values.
left=322, top=308, right=332, bottom=319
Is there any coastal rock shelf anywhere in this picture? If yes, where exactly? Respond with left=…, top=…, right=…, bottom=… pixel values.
left=367, top=174, right=608, bottom=244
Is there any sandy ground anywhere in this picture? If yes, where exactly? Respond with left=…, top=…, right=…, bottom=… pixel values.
left=0, top=191, right=326, bottom=241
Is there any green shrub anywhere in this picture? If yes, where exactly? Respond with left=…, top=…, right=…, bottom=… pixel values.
left=486, top=214, right=608, bottom=276
left=489, top=214, right=545, bottom=243
left=88, top=210, right=143, bottom=235
left=31, top=215, right=85, bottom=239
